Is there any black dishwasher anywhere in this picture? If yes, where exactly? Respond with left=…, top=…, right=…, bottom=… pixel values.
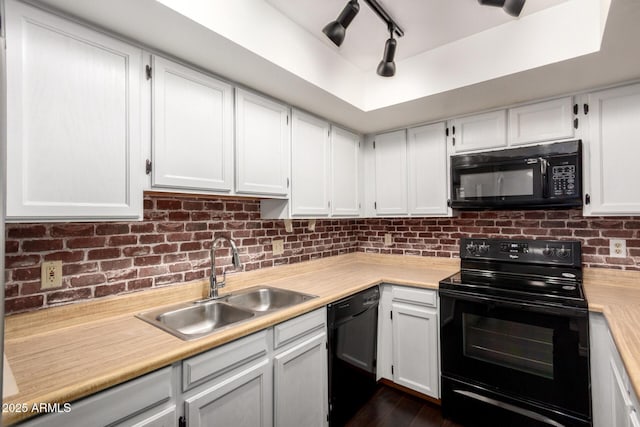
left=327, top=286, right=380, bottom=426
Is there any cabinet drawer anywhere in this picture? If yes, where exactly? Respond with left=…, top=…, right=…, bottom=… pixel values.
left=274, top=308, right=326, bottom=349
left=21, top=366, right=173, bottom=427
left=392, top=286, right=437, bottom=308
left=183, top=331, right=267, bottom=391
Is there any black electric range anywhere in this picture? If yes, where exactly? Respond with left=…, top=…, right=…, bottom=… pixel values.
left=439, top=238, right=591, bottom=427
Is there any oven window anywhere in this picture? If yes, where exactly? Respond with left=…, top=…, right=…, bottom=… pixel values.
left=458, top=169, right=533, bottom=198
left=462, top=313, right=554, bottom=379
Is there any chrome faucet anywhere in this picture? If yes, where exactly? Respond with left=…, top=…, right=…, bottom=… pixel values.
left=209, top=235, right=243, bottom=299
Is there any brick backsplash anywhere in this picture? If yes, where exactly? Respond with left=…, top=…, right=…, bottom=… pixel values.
left=5, top=197, right=640, bottom=314
left=4, top=195, right=358, bottom=314
left=357, top=210, right=640, bottom=270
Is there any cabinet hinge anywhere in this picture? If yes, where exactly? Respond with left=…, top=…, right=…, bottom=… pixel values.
left=573, top=118, right=579, bottom=129
left=287, top=115, right=289, bottom=125
left=445, top=127, right=449, bottom=137
left=145, top=159, right=152, bottom=175
left=179, top=416, right=186, bottom=427
left=373, top=141, right=376, bottom=149
left=145, top=65, right=152, bottom=80
left=573, top=103, right=579, bottom=115
left=391, top=365, right=394, bottom=375
left=452, top=137, right=456, bottom=146
left=452, top=125, right=456, bottom=135
left=358, top=141, right=361, bottom=148
left=328, top=201, right=331, bottom=208
left=287, top=177, right=290, bottom=188
left=585, top=193, right=591, bottom=205
left=583, top=103, right=589, bottom=115
left=359, top=203, right=361, bottom=209
left=374, top=201, right=377, bottom=210
left=390, top=311, right=393, bottom=320
left=447, top=199, right=452, bottom=208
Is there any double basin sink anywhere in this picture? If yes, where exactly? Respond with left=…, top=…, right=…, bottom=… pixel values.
left=137, top=286, right=317, bottom=341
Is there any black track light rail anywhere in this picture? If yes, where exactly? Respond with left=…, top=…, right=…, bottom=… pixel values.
left=363, top=0, right=404, bottom=38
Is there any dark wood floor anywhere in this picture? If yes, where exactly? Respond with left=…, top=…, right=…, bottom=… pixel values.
left=345, top=385, right=464, bottom=427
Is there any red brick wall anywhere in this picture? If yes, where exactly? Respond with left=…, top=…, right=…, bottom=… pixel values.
left=357, top=210, right=640, bottom=270
left=4, top=195, right=358, bottom=314
left=6, top=197, right=640, bottom=314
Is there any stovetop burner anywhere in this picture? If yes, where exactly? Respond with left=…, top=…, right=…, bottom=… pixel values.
left=440, top=238, right=587, bottom=309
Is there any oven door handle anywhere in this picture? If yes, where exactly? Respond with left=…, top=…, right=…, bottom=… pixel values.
left=452, top=389, right=566, bottom=427
left=439, top=290, right=587, bottom=317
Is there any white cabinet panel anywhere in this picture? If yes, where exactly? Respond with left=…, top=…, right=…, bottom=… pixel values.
left=331, top=126, right=361, bottom=216
left=235, top=89, right=290, bottom=197
left=5, top=0, right=143, bottom=220
left=291, top=110, right=330, bottom=216
left=151, top=56, right=233, bottom=193
left=391, top=301, right=439, bottom=398
left=450, top=110, right=507, bottom=153
left=508, top=97, right=574, bottom=146
left=407, top=122, right=449, bottom=216
left=274, top=332, right=328, bottom=427
left=185, top=359, right=272, bottom=427
left=586, top=83, right=640, bottom=215
left=374, top=130, right=408, bottom=216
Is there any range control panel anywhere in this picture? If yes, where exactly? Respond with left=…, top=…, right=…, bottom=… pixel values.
left=461, top=238, right=581, bottom=267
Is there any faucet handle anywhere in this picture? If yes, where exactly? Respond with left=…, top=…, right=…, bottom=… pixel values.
left=218, top=270, right=227, bottom=289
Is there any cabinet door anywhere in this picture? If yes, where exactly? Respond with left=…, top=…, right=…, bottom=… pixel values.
left=151, top=56, right=233, bottom=192
left=450, top=110, right=507, bottom=153
left=331, top=126, right=361, bottom=217
left=508, top=97, right=574, bottom=146
left=374, top=130, right=408, bottom=216
left=274, top=332, right=328, bottom=427
left=5, top=0, right=143, bottom=220
left=611, top=355, right=632, bottom=427
left=391, top=302, right=439, bottom=398
left=407, top=122, right=449, bottom=216
left=587, top=84, right=640, bottom=215
left=235, top=89, right=290, bottom=196
left=185, top=359, right=272, bottom=427
left=291, top=110, right=330, bottom=216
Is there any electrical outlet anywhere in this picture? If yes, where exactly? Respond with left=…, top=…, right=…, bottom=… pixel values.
left=610, top=239, right=627, bottom=258
left=308, top=219, right=316, bottom=232
left=41, top=261, right=62, bottom=289
left=284, top=219, right=293, bottom=233
left=272, top=239, right=284, bottom=255
left=384, top=233, right=393, bottom=246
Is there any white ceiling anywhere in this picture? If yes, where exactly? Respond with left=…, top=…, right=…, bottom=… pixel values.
left=266, top=0, right=570, bottom=72
left=31, top=0, right=640, bottom=134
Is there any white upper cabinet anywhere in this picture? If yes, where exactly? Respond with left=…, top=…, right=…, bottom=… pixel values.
left=235, top=89, right=290, bottom=197
left=449, top=110, right=507, bottom=153
left=5, top=0, right=143, bottom=221
left=508, top=97, right=574, bottom=146
left=407, top=123, right=449, bottom=216
left=151, top=56, right=233, bottom=193
left=331, top=126, right=360, bottom=217
left=373, top=130, right=408, bottom=216
left=586, top=83, right=640, bottom=215
left=291, top=110, right=331, bottom=216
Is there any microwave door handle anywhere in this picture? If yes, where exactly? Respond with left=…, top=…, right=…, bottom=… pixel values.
left=539, top=158, right=549, bottom=198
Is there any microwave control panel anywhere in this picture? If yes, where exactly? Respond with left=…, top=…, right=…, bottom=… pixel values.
left=551, top=165, right=576, bottom=196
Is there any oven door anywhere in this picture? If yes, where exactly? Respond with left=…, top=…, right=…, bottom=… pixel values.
left=440, top=291, right=590, bottom=419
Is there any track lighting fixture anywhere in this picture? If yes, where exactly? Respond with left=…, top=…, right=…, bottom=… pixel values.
left=322, top=0, right=404, bottom=76
left=478, top=0, right=527, bottom=17
left=322, top=0, right=360, bottom=47
left=376, top=28, right=396, bottom=77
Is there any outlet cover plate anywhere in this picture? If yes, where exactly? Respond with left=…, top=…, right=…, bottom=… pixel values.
left=384, top=234, right=393, bottom=246
left=41, top=261, right=63, bottom=289
left=273, top=239, right=284, bottom=256
left=610, top=239, right=627, bottom=258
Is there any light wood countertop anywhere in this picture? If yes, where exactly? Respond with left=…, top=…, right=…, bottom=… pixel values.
left=2, top=252, right=458, bottom=425
left=3, top=253, right=640, bottom=425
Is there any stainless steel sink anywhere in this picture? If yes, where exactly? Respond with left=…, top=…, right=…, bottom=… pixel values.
left=137, top=301, right=255, bottom=341
left=223, top=287, right=316, bottom=312
left=137, top=286, right=317, bottom=340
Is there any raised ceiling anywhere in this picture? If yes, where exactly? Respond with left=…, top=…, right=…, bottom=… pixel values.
left=266, top=0, right=570, bottom=72
left=31, top=0, right=640, bottom=133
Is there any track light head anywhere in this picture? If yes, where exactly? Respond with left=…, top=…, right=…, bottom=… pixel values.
left=322, top=0, right=360, bottom=47
left=376, top=33, right=397, bottom=77
left=478, top=0, right=526, bottom=17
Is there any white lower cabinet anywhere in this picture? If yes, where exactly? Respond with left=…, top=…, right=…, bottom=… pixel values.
left=273, top=307, right=328, bottom=427
left=377, top=285, right=440, bottom=399
left=590, top=313, right=640, bottom=427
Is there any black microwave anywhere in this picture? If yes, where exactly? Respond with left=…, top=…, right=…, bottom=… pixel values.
left=450, top=140, right=582, bottom=210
